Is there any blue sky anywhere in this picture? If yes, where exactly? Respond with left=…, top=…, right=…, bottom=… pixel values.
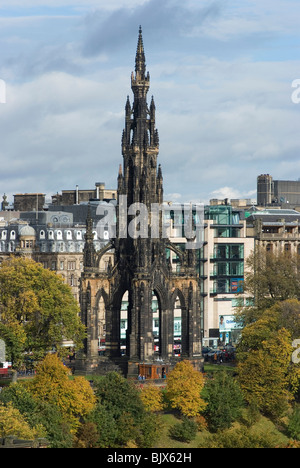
left=1, top=0, right=300, bottom=205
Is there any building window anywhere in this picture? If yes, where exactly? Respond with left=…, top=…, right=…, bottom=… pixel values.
left=69, top=275, right=76, bottom=286
left=24, top=240, right=33, bottom=249
left=67, top=261, right=76, bottom=270
left=232, top=298, right=244, bottom=307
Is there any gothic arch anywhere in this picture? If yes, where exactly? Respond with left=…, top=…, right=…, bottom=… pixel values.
left=95, top=287, right=109, bottom=310
left=170, top=287, right=186, bottom=310
left=152, top=279, right=169, bottom=311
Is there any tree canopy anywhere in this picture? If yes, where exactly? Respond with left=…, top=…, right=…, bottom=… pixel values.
left=0, top=256, right=85, bottom=365
left=237, top=301, right=300, bottom=418
left=243, top=247, right=300, bottom=313
left=165, top=360, right=206, bottom=418
left=26, top=353, right=96, bottom=430
left=87, top=372, right=158, bottom=448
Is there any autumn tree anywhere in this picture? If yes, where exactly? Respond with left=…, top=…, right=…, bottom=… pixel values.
left=26, top=353, right=96, bottom=430
left=0, top=257, right=86, bottom=365
left=165, top=360, right=206, bottom=418
left=140, top=384, right=164, bottom=413
left=237, top=304, right=300, bottom=418
left=0, top=381, right=74, bottom=448
left=0, top=402, right=45, bottom=440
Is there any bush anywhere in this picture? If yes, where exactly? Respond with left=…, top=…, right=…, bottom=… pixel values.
left=169, top=417, right=198, bottom=443
left=287, top=407, right=300, bottom=441
left=204, top=370, right=244, bottom=432
left=199, top=426, right=281, bottom=448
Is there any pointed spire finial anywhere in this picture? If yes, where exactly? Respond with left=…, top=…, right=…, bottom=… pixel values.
left=135, top=25, right=146, bottom=78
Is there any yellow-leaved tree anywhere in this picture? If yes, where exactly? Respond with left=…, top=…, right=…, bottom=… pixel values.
left=237, top=305, right=300, bottom=418
left=26, top=353, right=96, bottom=430
left=140, top=384, right=164, bottom=413
left=165, top=360, right=206, bottom=418
left=0, top=402, right=45, bottom=439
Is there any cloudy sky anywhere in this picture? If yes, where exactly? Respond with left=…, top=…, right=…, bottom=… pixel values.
left=0, top=0, right=300, bottom=205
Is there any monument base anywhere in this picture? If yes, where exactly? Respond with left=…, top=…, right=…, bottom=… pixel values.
left=74, top=355, right=204, bottom=379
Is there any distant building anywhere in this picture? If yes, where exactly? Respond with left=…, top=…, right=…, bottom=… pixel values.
left=0, top=203, right=114, bottom=302
left=52, top=182, right=117, bottom=206
left=257, top=174, right=300, bottom=208
left=246, top=208, right=300, bottom=255
left=13, top=193, right=46, bottom=212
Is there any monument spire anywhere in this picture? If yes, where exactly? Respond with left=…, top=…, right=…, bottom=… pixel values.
left=135, top=25, right=146, bottom=78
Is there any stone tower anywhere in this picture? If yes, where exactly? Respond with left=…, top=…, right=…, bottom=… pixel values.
left=79, top=27, right=203, bottom=376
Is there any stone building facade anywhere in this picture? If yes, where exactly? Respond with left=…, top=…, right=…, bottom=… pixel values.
left=246, top=208, right=300, bottom=255
left=0, top=207, right=113, bottom=303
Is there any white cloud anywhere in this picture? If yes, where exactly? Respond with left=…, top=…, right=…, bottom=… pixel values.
left=210, top=186, right=256, bottom=202
left=1, top=1, right=300, bottom=206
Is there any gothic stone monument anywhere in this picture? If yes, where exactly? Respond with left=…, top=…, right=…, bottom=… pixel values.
left=79, top=27, right=203, bottom=377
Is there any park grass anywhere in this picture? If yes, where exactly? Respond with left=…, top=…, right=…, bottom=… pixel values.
left=203, top=363, right=237, bottom=375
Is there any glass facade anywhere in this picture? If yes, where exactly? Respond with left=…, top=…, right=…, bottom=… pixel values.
left=210, top=243, right=244, bottom=294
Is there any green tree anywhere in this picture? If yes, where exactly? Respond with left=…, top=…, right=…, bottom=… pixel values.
left=73, top=422, right=99, bottom=448
left=0, top=256, right=85, bottom=365
left=203, top=371, right=244, bottom=432
left=169, top=416, right=198, bottom=443
left=287, top=407, right=300, bottom=441
left=89, top=372, right=158, bottom=448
